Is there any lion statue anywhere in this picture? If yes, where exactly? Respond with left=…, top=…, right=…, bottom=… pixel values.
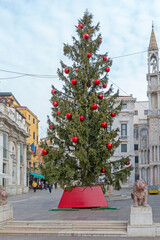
left=0, top=188, right=8, bottom=205
left=131, top=179, right=148, bottom=207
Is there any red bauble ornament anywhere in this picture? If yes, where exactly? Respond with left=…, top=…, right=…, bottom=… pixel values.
left=103, top=56, right=107, bottom=61
left=78, top=24, right=83, bottom=29
left=107, top=143, right=113, bottom=149
left=66, top=113, right=72, bottom=119
left=111, top=112, right=116, bottom=117
left=52, top=101, right=58, bottom=107
left=103, top=84, right=107, bottom=88
left=71, top=79, right=77, bottom=85
left=87, top=82, right=91, bottom=88
left=101, top=122, right=107, bottom=128
left=126, top=161, right=130, bottom=165
left=83, top=33, right=89, bottom=39
left=76, top=68, right=79, bottom=71
left=94, top=79, right=100, bottom=85
left=105, top=67, right=110, bottom=72
left=42, top=149, right=48, bottom=155
left=87, top=52, right=92, bottom=58
left=79, top=116, right=84, bottom=122
left=72, top=136, right=79, bottom=143
left=57, top=111, right=60, bottom=115
left=51, top=89, right=56, bottom=94
left=98, top=94, right=103, bottom=99
left=99, top=39, right=102, bottom=44
left=92, top=104, right=97, bottom=110
left=101, top=168, right=106, bottom=173
left=64, top=68, right=69, bottom=74
left=49, top=124, right=54, bottom=130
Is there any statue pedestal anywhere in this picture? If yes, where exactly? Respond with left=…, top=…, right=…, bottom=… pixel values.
left=0, top=204, right=13, bottom=223
left=127, top=205, right=155, bottom=237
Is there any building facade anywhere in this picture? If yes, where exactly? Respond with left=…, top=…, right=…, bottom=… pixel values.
left=0, top=93, right=40, bottom=177
left=138, top=25, right=160, bottom=186
left=111, top=95, right=136, bottom=186
left=0, top=103, right=28, bottom=195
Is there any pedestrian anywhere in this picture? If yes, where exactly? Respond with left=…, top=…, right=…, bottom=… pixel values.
left=44, top=181, right=48, bottom=190
left=48, top=184, right=53, bottom=193
left=54, top=182, right=57, bottom=189
left=39, top=181, right=43, bottom=190
left=32, top=181, right=38, bottom=192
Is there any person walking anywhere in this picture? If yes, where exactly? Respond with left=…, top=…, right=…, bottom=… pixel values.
left=39, top=181, right=43, bottom=190
left=32, top=181, right=38, bottom=192
left=48, top=184, right=53, bottom=193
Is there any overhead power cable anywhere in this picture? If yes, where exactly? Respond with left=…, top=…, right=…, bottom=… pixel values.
left=0, top=49, right=148, bottom=78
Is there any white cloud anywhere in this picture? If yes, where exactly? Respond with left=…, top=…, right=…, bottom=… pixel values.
left=0, top=0, right=159, bottom=137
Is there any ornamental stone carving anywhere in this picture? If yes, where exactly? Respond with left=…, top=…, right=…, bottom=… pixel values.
left=131, top=179, right=148, bottom=207
left=0, top=188, right=8, bottom=205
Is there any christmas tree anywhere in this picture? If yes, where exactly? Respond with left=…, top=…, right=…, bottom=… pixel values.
left=40, top=10, right=133, bottom=192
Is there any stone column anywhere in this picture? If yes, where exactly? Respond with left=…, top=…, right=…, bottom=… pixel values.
left=0, top=132, right=3, bottom=186
left=157, top=145, right=159, bottom=162
left=150, top=147, right=152, bottom=163
left=23, top=145, right=27, bottom=187
left=7, top=139, right=13, bottom=185
left=17, top=143, right=20, bottom=185
left=150, top=166, right=153, bottom=185
left=148, top=93, right=152, bottom=111
left=139, top=167, right=141, bottom=179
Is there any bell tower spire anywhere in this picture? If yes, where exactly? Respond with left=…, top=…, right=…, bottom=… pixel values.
left=148, top=23, right=159, bottom=73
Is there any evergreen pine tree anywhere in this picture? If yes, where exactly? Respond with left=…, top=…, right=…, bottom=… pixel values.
left=40, top=10, right=133, bottom=192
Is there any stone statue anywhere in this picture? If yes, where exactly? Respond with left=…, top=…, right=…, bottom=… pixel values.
left=0, top=188, right=8, bottom=205
left=131, top=179, right=148, bottom=207
left=151, top=59, right=157, bottom=73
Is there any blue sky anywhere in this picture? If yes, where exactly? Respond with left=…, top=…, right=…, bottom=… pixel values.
left=0, top=0, right=160, bottom=137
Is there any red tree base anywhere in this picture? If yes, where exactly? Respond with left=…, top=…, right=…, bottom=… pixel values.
left=58, top=186, right=108, bottom=208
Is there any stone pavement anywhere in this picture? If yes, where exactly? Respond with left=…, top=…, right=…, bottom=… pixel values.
left=1, top=187, right=160, bottom=239
left=7, top=187, right=160, bottom=222
left=1, top=236, right=160, bottom=240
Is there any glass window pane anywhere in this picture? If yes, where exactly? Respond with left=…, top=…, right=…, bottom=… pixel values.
left=121, top=144, right=127, bottom=152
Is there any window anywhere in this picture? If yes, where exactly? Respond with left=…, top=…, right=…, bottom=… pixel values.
left=134, top=144, right=138, bottom=150
left=33, top=132, right=35, bottom=140
left=144, top=110, right=148, bottom=115
left=3, top=134, right=7, bottom=158
left=33, top=162, right=36, bottom=168
left=121, top=144, right=127, bottom=152
left=107, top=124, right=112, bottom=132
left=122, top=104, right=127, bottom=109
left=28, top=114, right=30, bottom=121
left=134, top=110, right=138, bottom=115
left=135, top=156, right=139, bottom=163
left=33, top=118, right=35, bottom=124
left=20, top=143, right=23, bottom=163
left=134, top=128, right=138, bottom=139
left=29, top=161, right=31, bottom=167
left=121, top=124, right=127, bottom=136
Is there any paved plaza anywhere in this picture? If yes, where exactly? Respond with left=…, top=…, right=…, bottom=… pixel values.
left=1, top=187, right=160, bottom=239
left=6, top=187, right=160, bottom=222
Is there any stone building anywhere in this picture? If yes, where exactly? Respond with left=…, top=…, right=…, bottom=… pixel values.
left=0, top=103, right=29, bottom=195
left=111, top=95, right=136, bottom=186
left=138, top=25, right=160, bottom=186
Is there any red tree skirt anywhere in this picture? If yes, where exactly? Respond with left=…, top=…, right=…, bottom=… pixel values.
left=58, top=186, right=108, bottom=208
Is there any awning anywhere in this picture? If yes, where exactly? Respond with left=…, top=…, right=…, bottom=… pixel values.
left=28, top=173, right=44, bottom=179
